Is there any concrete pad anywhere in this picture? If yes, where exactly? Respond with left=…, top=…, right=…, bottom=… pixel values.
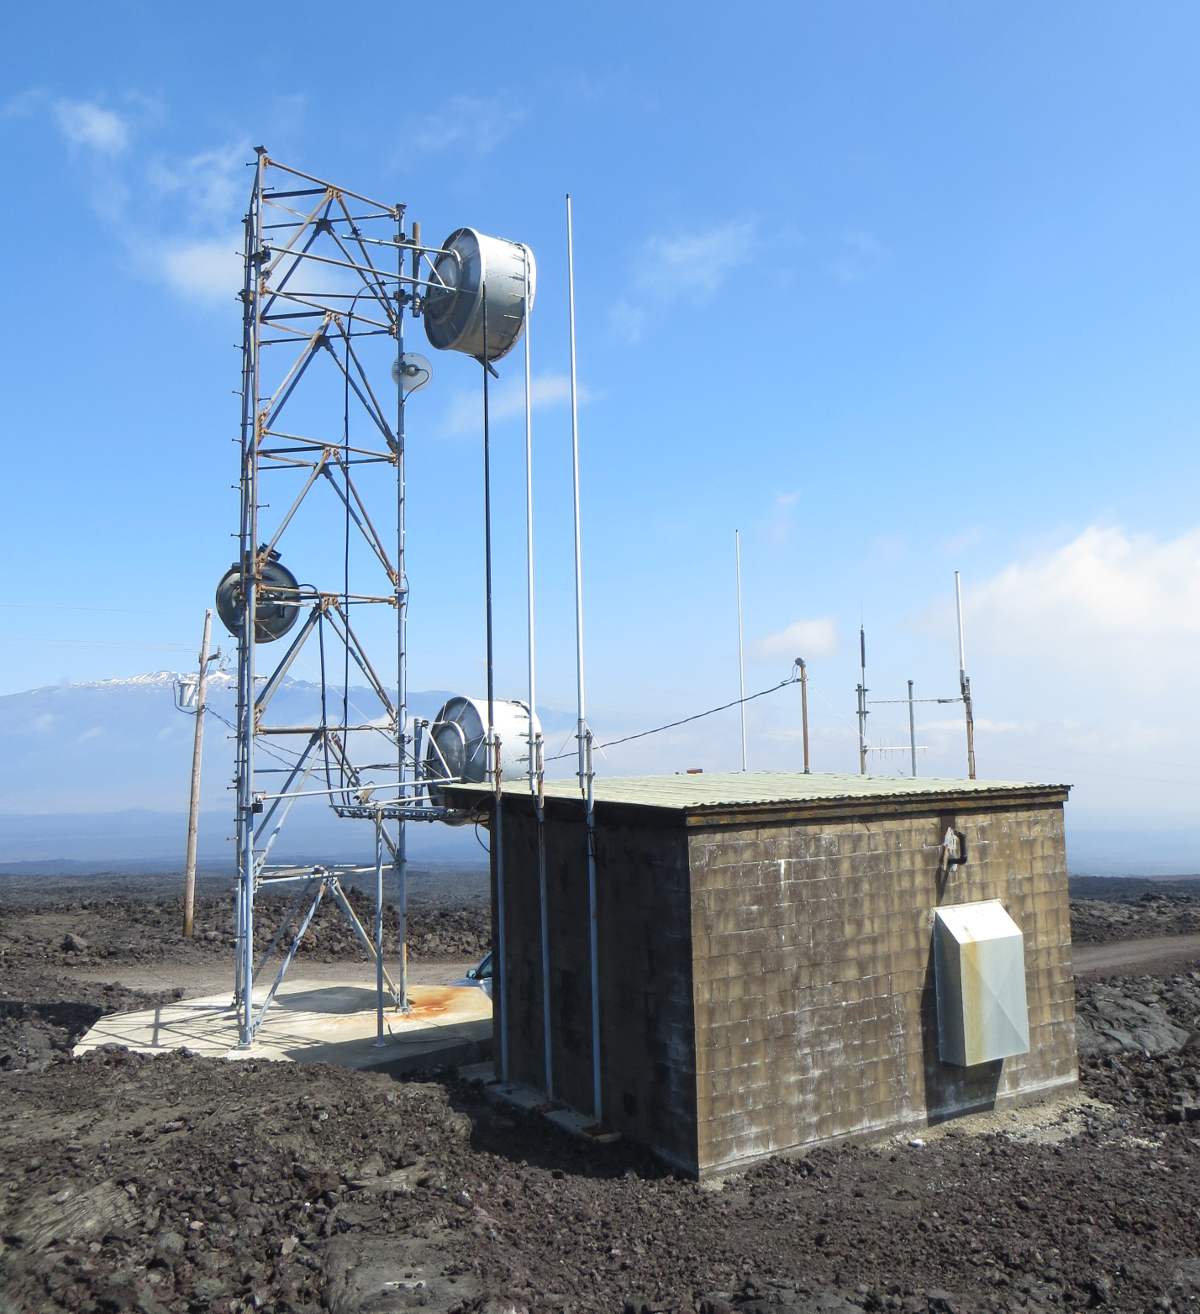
left=74, top=980, right=493, bottom=1076
left=544, top=1108, right=622, bottom=1143
left=487, top=1081, right=623, bottom=1143
left=488, top=1082, right=546, bottom=1112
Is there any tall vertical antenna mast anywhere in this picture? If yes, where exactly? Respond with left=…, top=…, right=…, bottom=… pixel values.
left=736, top=528, right=746, bottom=767
left=955, top=570, right=976, bottom=780
left=735, top=530, right=747, bottom=771
left=856, top=625, right=868, bottom=775
left=908, top=679, right=917, bottom=778
left=523, top=244, right=553, bottom=1098
left=567, top=193, right=602, bottom=1124
left=567, top=195, right=587, bottom=786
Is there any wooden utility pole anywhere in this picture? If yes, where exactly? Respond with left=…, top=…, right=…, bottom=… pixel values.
left=183, top=610, right=213, bottom=938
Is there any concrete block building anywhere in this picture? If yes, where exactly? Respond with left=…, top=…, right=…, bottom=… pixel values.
left=445, top=772, right=1077, bottom=1178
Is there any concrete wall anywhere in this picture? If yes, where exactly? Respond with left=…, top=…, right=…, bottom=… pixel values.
left=687, top=802, right=1077, bottom=1176
left=491, top=790, right=1076, bottom=1180
left=496, top=800, right=700, bottom=1173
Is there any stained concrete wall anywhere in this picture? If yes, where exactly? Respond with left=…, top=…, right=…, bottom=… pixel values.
left=495, top=801, right=700, bottom=1173
left=488, top=789, right=1076, bottom=1179
left=687, top=802, right=1076, bottom=1176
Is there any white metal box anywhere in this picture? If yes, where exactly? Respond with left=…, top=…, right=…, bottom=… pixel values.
left=934, top=900, right=1030, bottom=1066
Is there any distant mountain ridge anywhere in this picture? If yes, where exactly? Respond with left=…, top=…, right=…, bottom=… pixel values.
left=0, top=673, right=495, bottom=866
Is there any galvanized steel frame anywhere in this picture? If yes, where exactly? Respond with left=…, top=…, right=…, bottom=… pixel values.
left=231, top=152, right=469, bottom=1047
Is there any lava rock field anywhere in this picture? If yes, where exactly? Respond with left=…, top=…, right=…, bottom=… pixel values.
left=2, top=888, right=1200, bottom=1313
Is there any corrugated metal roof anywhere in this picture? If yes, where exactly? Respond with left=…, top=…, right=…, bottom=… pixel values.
left=444, top=770, right=1068, bottom=813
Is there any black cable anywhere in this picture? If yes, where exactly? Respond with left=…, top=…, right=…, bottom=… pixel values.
left=546, top=669, right=802, bottom=761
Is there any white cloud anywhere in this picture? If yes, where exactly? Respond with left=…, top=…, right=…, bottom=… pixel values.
left=945, top=526, right=985, bottom=555
left=406, top=95, right=526, bottom=155
left=608, top=297, right=645, bottom=346
left=610, top=221, right=756, bottom=344
left=54, top=99, right=129, bottom=154
left=635, top=221, right=756, bottom=303
left=749, top=616, right=840, bottom=663
left=444, top=373, right=590, bottom=437
left=759, top=491, right=800, bottom=547
left=147, top=142, right=247, bottom=219
left=900, top=524, right=1200, bottom=825
left=961, top=525, right=1200, bottom=687
left=160, top=236, right=243, bottom=304
left=39, top=94, right=248, bottom=306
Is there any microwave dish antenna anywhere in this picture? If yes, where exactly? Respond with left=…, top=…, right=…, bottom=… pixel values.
left=423, top=695, right=541, bottom=812
left=423, top=228, right=535, bottom=361
left=392, top=352, right=433, bottom=395
left=215, top=550, right=299, bottom=643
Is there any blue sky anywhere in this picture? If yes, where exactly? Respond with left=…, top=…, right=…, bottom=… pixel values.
left=2, top=3, right=1199, bottom=840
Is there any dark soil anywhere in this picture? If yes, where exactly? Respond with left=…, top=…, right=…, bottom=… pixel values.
left=2, top=886, right=1200, bottom=1313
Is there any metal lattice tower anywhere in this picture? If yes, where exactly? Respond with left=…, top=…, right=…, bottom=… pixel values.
left=227, top=151, right=461, bottom=1046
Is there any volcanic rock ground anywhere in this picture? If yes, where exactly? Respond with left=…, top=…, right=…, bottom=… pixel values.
left=3, top=875, right=1200, bottom=1314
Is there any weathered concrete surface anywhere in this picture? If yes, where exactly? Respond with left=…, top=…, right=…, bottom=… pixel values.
left=688, top=803, right=1076, bottom=1175
left=462, top=773, right=1077, bottom=1178
left=73, top=979, right=493, bottom=1075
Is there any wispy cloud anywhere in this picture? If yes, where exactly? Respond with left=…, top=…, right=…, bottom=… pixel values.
left=37, top=96, right=248, bottom=305
left=945, top=526, right=985, bottom=555
left=53, top=98, right=130, bottom=153
left=756, top=490, right=801, bottom=547
left=160, top=238, right=243, bottom=304
left=636, top=222, right=756, bottom=301
left=749, top=616, right=840, bottom=663
left=608, top=298, right=645, bottom=346
left=827, top=230, right=883, bottom=283
left=443, top=373, right=590, bottom=437
left=610, top=221, right=757, bottom=344
left=405, top=94, right=527, bottom=155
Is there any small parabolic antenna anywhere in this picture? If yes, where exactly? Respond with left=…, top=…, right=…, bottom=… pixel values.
left=392, top=352, right=433, bottom=395
left=423, top=228, right=535, bottom=361
left=215, top=548, right=300, bottom=643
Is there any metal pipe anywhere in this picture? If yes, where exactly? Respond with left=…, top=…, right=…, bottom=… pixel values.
left=567, top=194, right=601, bottom=1122
left=536, top=734, right=552, bottom=1097
left=481, top=287, right=507, bottom=1083
left=495, top=737, right=507, bottom=1084
left=183, top=609, right=212, bottom=938
left=523, top=245, right=553, bottom=1097
left=396, top=208, right=410, bottom=1012
left=523, top=248, right=536, bottom=796
left=908, top=679, right=917, bottom=778
left=374, top=812, right=385, bottom=1045
left=236, top=149, right=265, bottom=1045
left=736, top=531, right=747, bottom=772
left=566, top=195, right=587, bottom=787
left=585, top=728, right=601, bottom=1123
left=799, top=658, right=809, bottom=773
left=857, top=625, right=868, bottom=776
left=955, top=571, right=977, bottom=780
